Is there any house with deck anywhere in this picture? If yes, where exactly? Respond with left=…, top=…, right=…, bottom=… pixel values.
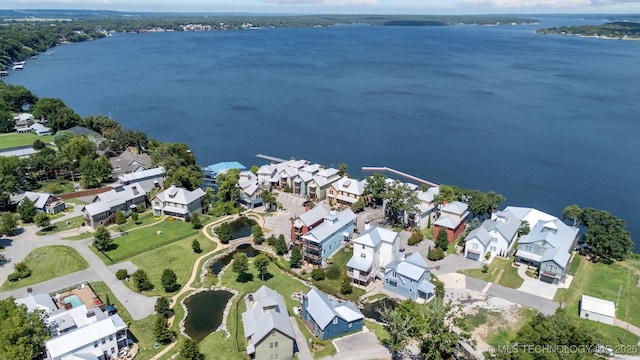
left=151, top=185, right=205, bottom=220
left=433, top=201, right=469, bottom=243
left=346, top=225, right=399, bottom=288
left=201, top=161, right=246, bottom=188
left=416, top=186, right=440, bottom=228
left=464, top=208, right=520, bottom=261
left=291, top=203, right=331, bottom=248
left=82, top=183, right=146, bottom=229
left=117, top=166, right=165, bottom=193
left=301, top=288, right=364, bottom=340
left=241, top=286, right=295, bottom=360
left=301, top=209, right=356, bottom=265
left=384, top=252, right=435, bottom=302
left=16, top=191, right=65, bottom=214
left=238, top=170, right=263, bottom=209
left=109, top=150, right=152, bottom=179
left=308, top=168, right=340, bottom=201
left=257, top=164, right=278, bottom=189
left=325, top=176, right=366, bottom=207
left=515, top=217, right=579, bottom=284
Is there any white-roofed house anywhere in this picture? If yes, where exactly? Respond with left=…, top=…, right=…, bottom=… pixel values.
left=307, top=167, right=340, bottom=201
left=17, top=191, right=66, bottom=214
left=151, top=184, right=205, bottom=221
left=238, top=170, right=263, bottom=209
left=241, top=286, right=295, bottom=360
left=81, top=183, right=146, bottom=229
left=346, top=225, right=399, bottom=288
left=416, top=186, right=440, bottom=228
left=15, top=292, right=58, bottom=314
left=384, top=252, right=435, bottom=302
left=45, top=305, right=129, bottom=360
left=257, top=164, right=278, bottom=189
left=301, top=209, right=357, bottom=266
left=579, top=295, right=616, bottom=325
left=301, top=288, right=363, bottom=340
left=433, top=201, right=469, bottom=243
left=325, top=176, right=367, bottom=207
left=463, top=208, right=520, bottom=261
left=291, top=203, right=331, bottom=248
left=515, top=215, right=579, bottom=284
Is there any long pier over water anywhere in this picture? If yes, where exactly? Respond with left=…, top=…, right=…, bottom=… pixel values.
left=362, top=166, right=438, bottom=187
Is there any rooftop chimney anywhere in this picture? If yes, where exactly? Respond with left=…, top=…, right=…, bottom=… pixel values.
left=132, top=186, right=138, bottom=196
left=247, top=294, right=255, bottom=309
left=86, top=310, right=96, bottom=318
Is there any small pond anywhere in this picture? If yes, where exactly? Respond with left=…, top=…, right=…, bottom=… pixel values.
left=183, top=290, right=233, bottom=342
left=230, top=216, right=257, bottom=239
left=360, top=298, right=397, bottom=323
left=210, top=244, right=263, bottom=275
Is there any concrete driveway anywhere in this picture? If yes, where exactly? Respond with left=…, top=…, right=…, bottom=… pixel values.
left=321, top=327, right=391, bottom=360
left=427, top=254, right=483, bottom=276
left=515, top=264, right=558, bottom=300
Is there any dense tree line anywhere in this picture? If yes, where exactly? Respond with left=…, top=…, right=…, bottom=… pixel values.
left=537, top=22, right=640, bottom=39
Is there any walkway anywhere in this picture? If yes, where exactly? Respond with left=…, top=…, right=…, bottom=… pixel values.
left=613, top=319, right=640, bottom=346
left=515, top=263, right=558, bottom=300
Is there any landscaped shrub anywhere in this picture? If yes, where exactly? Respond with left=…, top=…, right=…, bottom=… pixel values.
left=115, top=269, right=128, bottom=280
left=481, top=265, right=489, bottom=274
left=340, top=274, right=353, bottom=295
left=427, top=248, right=445, bottom=261
left=326, top=265, right=340, bottom=280
left=8, top=270, right=31, bottom=281
left=267, top=235, right=277, bottom=247
left=408, top=231, right=423, bottom=246
left=311, top=268, right=325, bottom=281
left=485, top=251, right=492, bottom=260
left=191, top=239, right=202, bottom=253
left=115, top=210, right=126, bottom=225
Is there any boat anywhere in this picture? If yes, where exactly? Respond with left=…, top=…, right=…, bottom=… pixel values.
left=13, top=64, right=24, bottom=70
left=13, top=61, right=25, bottom=66
left=0, top=70, right=8, bottom=76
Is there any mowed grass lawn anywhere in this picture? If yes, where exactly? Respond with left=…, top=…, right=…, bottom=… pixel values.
left=462, top=257, right=524, bottom=289
left=0, top=132, right=54, bottom=149
left=36, top=215, right=85, bottom=235
left=0, top=246, right=89, bottom=291
left=310, top=247, right=365, bottom=302
left=97, top=219, right=198, bottom=262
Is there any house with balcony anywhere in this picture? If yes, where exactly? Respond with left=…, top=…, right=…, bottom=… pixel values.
left=325, top=176, right=366, bottom=207
left=346, top=225, right=399, bottom=288
left=45, top=305, right=129, bottom=360
left=201, top=161, right=246, bottom=188
left=82, top=183, right=146, bottom=229
left=384, top=252, right=435, bottom=302
left=241, top=286, right=295, bottom=360
left=291, top=203, right=331, bottom=248
left=239, top=170, right=263, bottom=209
left=416, top=186, right=440, bottom=228
left=308, top=168, right=340, bottom=201
left=515, top=218, right=578, bottom=284
left=464, top=208, right=520, bottom=261
left=301, top=209, right=357, bottom=265
left=433, top=201, right=469, bottom=243
left=151, top=185, right=205, bottom=221
left=117, top=166, right=165, bottom=193
left=109, top=150, right=152, bottom=179
left=16, top=191, right=66, bottom=215
left=301, top=288, right=363, bottom=340
left=257, top=164, right=278, bottom=189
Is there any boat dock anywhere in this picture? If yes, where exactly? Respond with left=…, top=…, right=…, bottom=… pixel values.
left=256, top=154, right=288, bottom=163
left=362, top=166, right=438, bottom=187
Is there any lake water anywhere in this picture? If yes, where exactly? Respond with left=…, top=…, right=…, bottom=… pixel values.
left=6, top=18, right=640, bottom=249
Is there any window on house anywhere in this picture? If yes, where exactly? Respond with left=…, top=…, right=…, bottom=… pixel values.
left=94, top=341, right=98, bottom=348
left=109, top=335, right=113, bottom=341
left=111, top=348, right=115, bottom=354
left=348, top=322, right=352, bottom=328
left=472, top=243, right=478, bottom=250
left=333, top=317, right=338, bottom=325
left=274, top=341, right=279, bottom=348
left=490, top=246, right=496, bottom=252
left=102, top=338, right=106, bottom=344
left=525, top=245, right=533, bottom=252
left=360, top=253, right=366, bottom=258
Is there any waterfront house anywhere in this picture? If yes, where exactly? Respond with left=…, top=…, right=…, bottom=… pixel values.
left=151, top=185, right=205, bottom=220
left=515, top=217, right=579, bottom=284
left=464, top=208, right=520, bottom=261
left=241, top=286, right=296, bottom=360
left=301, top=209, right=357, bottom=265
left=346, top=225, right=399, bottom=288
left=291, top=171, right=314, bottom=197
left=433, top=201, right=469, bottom=243
left=201, top=161, right=246, bottom=188
left=325, top=176, right=367, bottom=207
left=238, top=170, right=263, bottom=209
left=15, top=292, right=58, bottom=314
left=16, top=191, right=65, bottom=214
left=82, top=183, right=146, bottom=229
left=384, top=252, right=435, bottom=302
left=301, top=288, right=364, bottom=340
left=13, top=113, right=34, bottom=126
left=45, top=305, right=129, bottom=360
left=117, top=166, right=165, bottom=193
left=66, top=125, right=103, bottom=145
left=257, top=164, right=278, bottom=189
left=291, top=203, right=331, bottom=248
left=416, top=186, right=440, bottom=228
left=308, top=167, right=340, bottom=201
left=109, top=150, right=152, bottom=179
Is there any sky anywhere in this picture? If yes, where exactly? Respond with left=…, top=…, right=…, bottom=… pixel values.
left=2, top=0, right=640, bottom=14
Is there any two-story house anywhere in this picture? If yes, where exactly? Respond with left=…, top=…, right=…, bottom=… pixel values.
left=416, top=186, right=440, bottom=228
left=301, top=288, right=364, bottom=340
left=515, top=218, right=579, bottom=284
left=241, top=286, right=296, bottom=360
left=325, top=176, right=366, bottom=207
left=433, top=201, right=469, bottom=243
left=291, top=203, right=331, bottom=248
left=384, top=252, right=435, bottom=302
left=16, top=191, right=66, bottom=214
left=464, top=208, right=520, bottom=261
left=257, top=164, right=278, bottom=189
left=346, top=225, right=399, bottom=288
left=201, top=161, right=246, bottom=189
left=82, top=183, right=146, bottom=229
left=109, top=150, right=152, bottom=179
left=308, top=167, right=340, bottom=201
left=301, top=209, right=357, bottom=265
left=117, top=166, right=165, bottom=193
left=238, top=170, right=263, bottom=209
left=151, top=185, right=205, bottom=221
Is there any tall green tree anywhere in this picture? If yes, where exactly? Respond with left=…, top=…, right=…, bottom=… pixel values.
left=155, top=296, right=172, bottom=318
left=31, top=97, right=81, bottom=131
left=215, top=168, right=240, bottom=204
left=0, top=297, right=49, bottom=359
left=0, top=109, right=13, bottom=133
left=79, top=155, right=113, bottom=189
left=562, top=204, right=582, bottom=226
left=275, top=234, right=288, bottom=255
left=0, top=84, right=38, bottom=112
left=153, top=315, right=174, bottom=344
left=61, top=136, right=96, bottom=168
left=232, top=252, right=249, bottom=282
left=337, top=163, right=348, bottom=177
left=364, top=173, right=387, bottom=205
left=379, top=302, right=412, bottom=358
left=435, top=226, right=449, bottom=252
left=190, top=212, right=201, bottom=229
left=382, top=180, right=419, bottom=225
left=17, top=197, right=37, bottom=223
left=574, top=206, right=633, bottom=263
left=93, top=225, right=112, bottom=251
left=251, top=224, right=263, bottom=245
left=254, top=253, right=270, bottom=281
left=34, top=212, right=50, bottom=229
left=420, top=298, right=471, bottom=360
left=215, top=221, right=232, bottom=244
left=132, top=269, right=154, bottom=291
left=177, top=338, right=205, bottom=360
left=114, top=209, right=126, bottom=225
left=0, top=212, right=17, bottom=236
left=163, top=165, right=203, bottom=191
left=161, top=268, right=178, bottom=292
left=53, top=130, right=76, bottom=148
left=290, top=245, right=302, bottom=268
left=261, top=190, right=278, bottom=212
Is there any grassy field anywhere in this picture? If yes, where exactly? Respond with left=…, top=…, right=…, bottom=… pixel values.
left=311, top=247, right=365, bottom=302
left=120, top=233, right=216, bottom=297
left=0, top=245, right=89, bottom=291
left=0, top=132, right=54, bottom=149
left=35, top=178, right=76, bottom=195
left=36, top=215, right=84, bottom=235
left=96, top=219, right=198, bottom=262
left=462, top=257, right=524, bottom=288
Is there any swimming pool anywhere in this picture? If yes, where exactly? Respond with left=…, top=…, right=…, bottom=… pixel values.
left=63, top=295, right=83, bottom=308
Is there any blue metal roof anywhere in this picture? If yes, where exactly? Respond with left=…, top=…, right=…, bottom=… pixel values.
left=203, top=161, right=246, bottom=175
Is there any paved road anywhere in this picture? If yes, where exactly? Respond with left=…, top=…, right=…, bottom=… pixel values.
left=290, top=316, right=313, bottom=360
left=464, top=276, right=559, bottom=315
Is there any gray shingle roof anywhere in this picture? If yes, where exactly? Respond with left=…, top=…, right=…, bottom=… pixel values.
left=304, top=289, right=363, bottom=329
left=241, top=286, right=295, bottom=348
left=386, top=253, right=430, bottom=281
left=353, top=226, right=398, bottom=248
left=442, top=201, right=468, bottom=216
left=154, top=185, right=205, bottom=206
left=302, top=209, right=357, bottom=244
left=297, top=203, right=330, bottom=227
left=118, top=166, right=164, bottom=184
left=518, top=219, right=578, bottom=268
left=434, top=216, right=461, bottom=229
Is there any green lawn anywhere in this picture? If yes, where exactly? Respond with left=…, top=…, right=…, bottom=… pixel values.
left=312, top=248, right=365, bottom=302
left=96, top=219, right=198, bottom=263
left=121, top=233, right=216, bottom=297
left=364, top=319, right=390, bottom=344
left=36, top=178, right=76, bottom=195
left=462, top=257, right=523, bottom=289
left=0, top=245, right=89, bottom=291
left=485, top=307, right=538, bottom=347
left=36, top=215, right=85, bottom=235
left=0, top=132, right=54, bottom=149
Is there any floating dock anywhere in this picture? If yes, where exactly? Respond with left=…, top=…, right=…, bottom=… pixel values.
left=362, top=166, right=438, bottom=187
left=256, top=154, right=288, bottom=163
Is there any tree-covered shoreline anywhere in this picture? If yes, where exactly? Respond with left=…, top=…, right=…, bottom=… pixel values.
left=537, top=21, right=640, bottom=39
